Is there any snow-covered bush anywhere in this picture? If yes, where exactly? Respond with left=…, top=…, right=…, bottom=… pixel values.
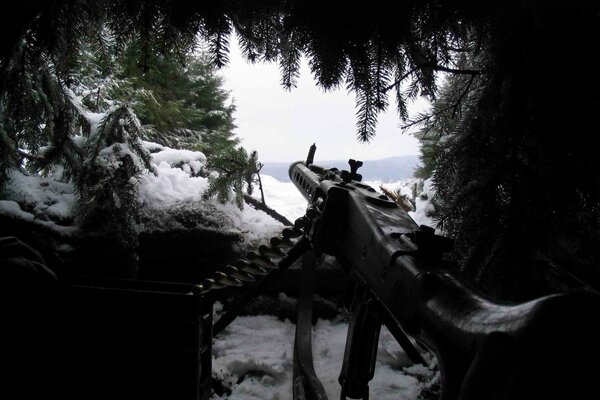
left=75, top=105, right=156, bottom=266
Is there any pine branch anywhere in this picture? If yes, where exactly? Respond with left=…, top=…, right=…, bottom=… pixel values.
left=355, top=88, right=379, bottom=142
left=372, top=40, right=390, bottom=111
left=384, top=64, right=421, bottom=93
left=259, top=16, right=281, bottom=63
left=206, top=16, right=232, bottom=68
left=451, top=73, right=477, bottom=118
left=401, top=69, right=480, bottom=132
left=401, top=112, right=437, bottom=131
left=256, top=167, right=266, bottom=206
left=231, top=19, right=264, bottom=63
left=279, top=31, right=301, bottom=90
left=384, top=62, right=480, bottom=93
left=432, top=65, right=480, bottom=76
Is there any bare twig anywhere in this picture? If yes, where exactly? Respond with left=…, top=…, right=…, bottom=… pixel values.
left=384, top=65, right=422, bottom=93
left=243, top=194, right=293, bottom=226
left=401, top=71, right=479, bottom=131
left=255, top=164, right=266, bottom=206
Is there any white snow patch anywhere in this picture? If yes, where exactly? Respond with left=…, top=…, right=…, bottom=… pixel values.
left=312, top=319, right=421, bottom=400
left=71, top=135, right=86, bottom=149
left=212, top=316, right=426, bottom=400
left=212, top=316, right=295, bottom=400
left=252, top=175, right=308, bottom=222
left=0, top=172, right=79, bottom=236
left=150, top=146, right=207, bottom=166
left=409, top=178, right=438, bottom=230
left=0, top=200, right=34, bottom=221
left=138, top=142, right=209, bottom=207
left=0, top=170, right=76, bottom=223
left=215, top=200, right=284, bottom=245
left=138, top=165, right=209, bottom=206
left=84, top=111, right=106, bottom=132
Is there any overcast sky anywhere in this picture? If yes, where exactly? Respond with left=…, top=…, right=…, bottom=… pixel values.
left=220, top=41, right=429, bottom=163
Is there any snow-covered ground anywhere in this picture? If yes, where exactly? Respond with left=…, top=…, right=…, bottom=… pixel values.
left=212, top=315, right=433, bottom=400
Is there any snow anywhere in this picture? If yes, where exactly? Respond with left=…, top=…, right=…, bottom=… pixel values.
left=71, top=134, right=86, bottom=149
left=312, top=319, right=422, bottom=400
left=212, top=316, right=429, bottom=400
left=216, top=200, right=285, bottom=245
left=138, top=141, right=209, bottom=206
left=408, top=179, right=438, bottom=231
left=0, top=200, right=34, bottom=222
left=1, top=170, right=76, bottom=221
left=85, top=111, right=106, bottom=133
left=0, top=170, right=77, bottom=230
left=0, top=146, right=286, bottom=244
left=252, top=175, right=308, bottom=222
left=138, top=163, right=210, bottom=206
left=375, top=178, right=438, bottom=230
left=212, top=316, right=295, bottom=400
left=147, top=142, right=207, bottom=166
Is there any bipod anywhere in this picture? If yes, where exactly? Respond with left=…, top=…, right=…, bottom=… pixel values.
left=293, top=250, right=328, bottom=400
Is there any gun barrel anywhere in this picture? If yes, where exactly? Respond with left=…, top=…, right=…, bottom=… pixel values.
left=288, top=161, right=322, bottom=202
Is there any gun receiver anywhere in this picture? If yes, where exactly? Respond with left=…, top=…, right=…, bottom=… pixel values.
left=289, top=145, right=600, bottom=400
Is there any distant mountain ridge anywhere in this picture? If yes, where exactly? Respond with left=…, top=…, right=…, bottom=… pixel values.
left=261, top=155, right=420, bottom=182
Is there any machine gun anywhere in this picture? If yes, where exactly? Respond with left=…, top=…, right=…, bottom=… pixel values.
left=198, top=144, right=600, bottom=399
left=285, top=144, right=600, bottom=400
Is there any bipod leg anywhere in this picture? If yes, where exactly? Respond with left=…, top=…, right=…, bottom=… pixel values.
left=293, top=250, right=328, bottom=400
left=338, top=284, right=382, bottom=400
left=381, top=313, right=426, bottom=366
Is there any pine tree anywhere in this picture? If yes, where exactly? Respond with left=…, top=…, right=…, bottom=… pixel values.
left=114, top=43, right=238, bottom=155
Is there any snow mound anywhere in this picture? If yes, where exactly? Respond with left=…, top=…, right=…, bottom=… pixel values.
left=1, top=170, right=76, bottom=222
left=0, top=170, right=78, bottom=235
left=138, top=144, right=285, bottom=244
